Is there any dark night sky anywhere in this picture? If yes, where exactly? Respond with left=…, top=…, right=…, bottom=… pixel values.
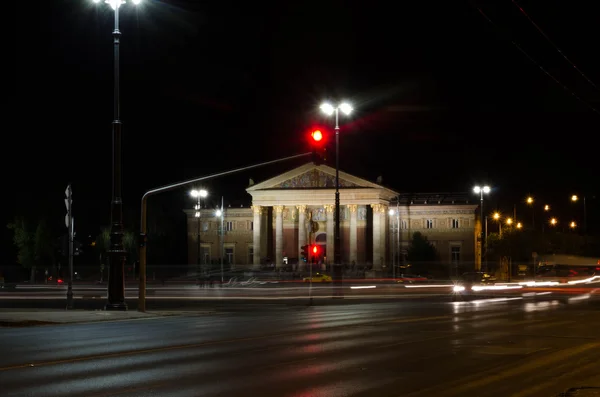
left=7, top=0, right=600, bottom=256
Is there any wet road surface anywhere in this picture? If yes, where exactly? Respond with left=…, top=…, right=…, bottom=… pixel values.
left=0, top=296, right=599, bottom=396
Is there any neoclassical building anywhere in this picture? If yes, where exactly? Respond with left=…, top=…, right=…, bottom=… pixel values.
left=185, top=163, right=481, bottom=274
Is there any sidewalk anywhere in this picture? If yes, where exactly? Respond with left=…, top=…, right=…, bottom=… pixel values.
left=0, top=309, right=215, bottom=327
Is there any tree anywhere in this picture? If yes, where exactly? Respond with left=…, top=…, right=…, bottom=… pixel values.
left=7, top=217, right=54, bottom=283
left=407, top=232, right=438, bottom=262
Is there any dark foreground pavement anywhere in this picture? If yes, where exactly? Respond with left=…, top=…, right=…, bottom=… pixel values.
left=0, top=296, right=599, bottom=397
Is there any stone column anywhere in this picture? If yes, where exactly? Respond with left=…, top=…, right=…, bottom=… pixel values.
left=252, top=206, right=262, bottom=269
left=371, top=204, right=383, bottom=271
left=324, top=204, right=334, bottom=265
left=297, top=205, right=307, bottom=271
left=348, top=205, right=358, bottom=265
left=274, top=205, right=284, bottom=268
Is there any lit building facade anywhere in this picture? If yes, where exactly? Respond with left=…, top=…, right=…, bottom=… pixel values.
left=185, top=163, right=480, bottom=274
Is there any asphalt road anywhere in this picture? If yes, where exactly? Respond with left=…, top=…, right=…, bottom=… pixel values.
left=1, top=282, right=598, bottom=310
left=1, top=296, right=599, bottom=396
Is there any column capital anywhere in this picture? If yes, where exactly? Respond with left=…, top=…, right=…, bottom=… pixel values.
left=252, top=205, right=263, bottom=215
left=348, top=204, right=358, bottom=213
left=324, top=204, right=334, bottom=213
left=274, top=205, right=285, bottom=214
left=371, top=203, right=386, bottom=213
left=296, top=204, right=307, bottom=213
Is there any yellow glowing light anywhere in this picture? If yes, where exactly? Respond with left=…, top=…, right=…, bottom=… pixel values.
left=550, top=218, right=557, bottom=225
left=526, top=197, right=533, bottom=204
left=493, top=212, right=500, bottom=220
left=570, top=221, right=577, bottom=228
left=544, top=204, right=550, bottom=211
left=506, top=218, right=513, bottom=225
left=571, top=195, right=578, bottom=202
left=516, top=222, right=522, bottom=229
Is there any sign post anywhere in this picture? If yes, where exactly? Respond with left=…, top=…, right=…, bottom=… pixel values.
left=65, top=184, right=74, bottom=309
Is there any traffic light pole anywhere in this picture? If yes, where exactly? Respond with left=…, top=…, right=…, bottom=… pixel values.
left=138, top=152, right=311, bottom=312
left=334, top=109, right=341, bottom=269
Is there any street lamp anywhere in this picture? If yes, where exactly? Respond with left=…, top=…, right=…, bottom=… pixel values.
left=389, top=208, right=401, bottom=279
left=492, top=212, right=502, bottom=237
left=93, top=0, right=143, bottom=311
left=550, top=218, right=557, bottom=226
left=544, top=204, right=550, bottom=211
left=215, top=196, right=224, bottom=283
left=571, top=194, right=587, bottom=233
left=191, top=189, right=208, bottom=277
left=570, top=221, right=577, bottom=229
left=526, top=196, right=535, bottom=230
left=320, top=101, right=353, bottom=273
left=516, top=222, right=522, bottom=229
left=473, top=185, right=490, bottom=271
left=506, top=217, right=513, bottom=226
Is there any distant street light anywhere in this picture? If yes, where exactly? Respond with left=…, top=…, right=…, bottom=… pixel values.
left=320, top=101, right=353, bottom=273
left=544, top=204, right=550, bottom=211
left=492, top=212, right=502, bottom=236
left=516, top=222, right=522, bottom=229
left=506, top=217, right=513, bottom=226
left=93, top=0, right=143, bottom=311
left=550, top=218, right=557, bottom=226
left=526, top=196, right=535, bottom=229
left=190, top=189, right=208, bottom=276
left=473, top=185, right=490, bottom=271
left=570, top=194, right=587, bottom=233
left=570, top=221, right=577, bottom=229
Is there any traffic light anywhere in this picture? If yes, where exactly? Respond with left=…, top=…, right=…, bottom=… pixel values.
left=300, top=244, right=308, bottom=262
left=309, top=129, right=327, bottom=165
left=311, top=244, right=320, bottom=263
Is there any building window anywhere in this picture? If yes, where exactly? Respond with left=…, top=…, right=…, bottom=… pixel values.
left=451, top=246, right=461, bottom=262
left=426, top=219, right=434, bottom=229
left=225, top=221, right=234, bottom=231
left=400, top=219, right=408, bottom=229
left=248, top=221, right=253, bottom=231
left=202, top=221, right=210, bottom=232
left=451, top=219, right=460, bottom=229
left=248, top=246, right=254, bottom=264
left=225, top=247, right=234, bottom=265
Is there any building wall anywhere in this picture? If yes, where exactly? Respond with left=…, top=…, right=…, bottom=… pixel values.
left=185, top=204, right=477, bottom=267
left=392, top=206, right=477, bottom=265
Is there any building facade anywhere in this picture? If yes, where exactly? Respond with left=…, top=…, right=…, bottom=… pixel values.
left=185, top=163, right=481, bottom=274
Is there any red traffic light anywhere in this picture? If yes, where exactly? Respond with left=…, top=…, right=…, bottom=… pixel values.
left=311, top=130, right=323, bottom=142
left=312, top=245, right=319, bottom=254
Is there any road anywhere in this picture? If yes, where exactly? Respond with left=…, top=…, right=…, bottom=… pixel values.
left=1, top=296, right=599, bottom=396
left=1, top=281, right=598, bottom=310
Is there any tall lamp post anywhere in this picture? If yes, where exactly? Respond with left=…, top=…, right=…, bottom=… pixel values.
left=191, top=189, right=208, bottom=276
left=215, top=197, right=224, bottom=283
left=473, top=185, right=490, bottom=272
left=319, top=101, right=353, bottom=271
left=389, top=208, right=400, bottom=280
left=94, top=0, right=142, bottom=311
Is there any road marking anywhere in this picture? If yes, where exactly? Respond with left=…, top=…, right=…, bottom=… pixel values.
left=377, top=334, right=450, bottom=349
left=260, top=357, right=316, bottom=369
left=390, top=315, right=450, bottom=323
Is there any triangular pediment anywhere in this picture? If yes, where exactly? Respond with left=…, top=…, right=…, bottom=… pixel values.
left=246, top=163, right=389, bottom=191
